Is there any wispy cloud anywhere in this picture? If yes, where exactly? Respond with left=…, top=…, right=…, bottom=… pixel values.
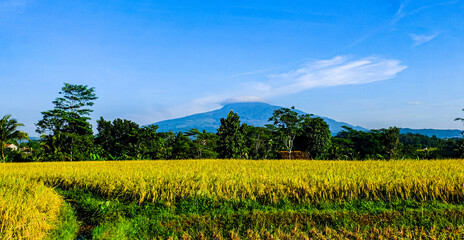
left=345, top=1, right=456, bottom=50
left=393, top=1, right=459, bottom=24
left=254, top=56, right=407, bottom=98
left=410, top=33, right=439, bottom=47
left=221, top=96, right=267, bottom=105
left=169, top=56, right=407, bottom=117
left=407, top=1, right=459, bottom=16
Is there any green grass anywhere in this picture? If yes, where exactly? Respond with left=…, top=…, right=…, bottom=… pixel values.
left=45, top=202, right=80, bottom=240
left=53, top=187, right=464, bottom=239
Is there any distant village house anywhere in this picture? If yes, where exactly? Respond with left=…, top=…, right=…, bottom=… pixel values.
left=5, top=144, right=18, bottom=151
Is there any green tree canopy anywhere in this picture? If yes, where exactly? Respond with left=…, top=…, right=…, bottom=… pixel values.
left=36, top=83, right=97, bottom=161
left=186, top=129, right=218, bottom=159
left=216, top=110, right=247, bottom=159
left=295, top=116, right=331, bottom=159
left=0, top=114, right=28, bottom=163
left=268, top=106, right=306, bottom=158
left=244, top=125, right=277, bottom=159
left=96, top=117, right=140, bottom=159
left=456, top=108, right=464, bottom=136
left=379, top=127, right=400, bottom=160
left=170, top=132, right=195, bottom=159
left=334, top=126, right=401, bottom=160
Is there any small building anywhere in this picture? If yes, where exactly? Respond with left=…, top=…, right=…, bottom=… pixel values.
left=6, top=144, right=18, bottom=151
left=277, top=151, right=310, bottom=159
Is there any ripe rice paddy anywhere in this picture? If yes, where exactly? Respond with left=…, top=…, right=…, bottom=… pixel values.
left=2, top=159, right=464, bottom=239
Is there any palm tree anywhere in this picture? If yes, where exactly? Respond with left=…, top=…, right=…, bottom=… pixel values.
left=456, top=108, right=464, bottom=136
left=0, top=114, right=29, bottom=163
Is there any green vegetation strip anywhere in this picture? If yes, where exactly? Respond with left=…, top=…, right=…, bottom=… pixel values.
left=56, top=188, right=464, bottom=239
left=45, top=203, right=79, bottom=240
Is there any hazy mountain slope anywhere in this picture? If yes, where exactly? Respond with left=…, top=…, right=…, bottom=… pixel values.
left=400, top=128, right=462, bottom=139
left=151, top=102, right=463, bottom=138
left=152, top=102, right=367, bottom=135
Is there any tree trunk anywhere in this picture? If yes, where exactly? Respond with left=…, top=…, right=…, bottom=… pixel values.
left=70, top=138, right=74, bottom=161
left=1, top=145, right=5, bottom=163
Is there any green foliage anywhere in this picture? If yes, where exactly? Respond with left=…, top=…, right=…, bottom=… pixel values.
left=89, top=153, right=102, bottom=161
left=16, top=93, right=464, bottom=161
left=96, top=118, right=173, bottom=160
left=55, top=187, right=464, bottom=239
left=379, top=127, right=401, bottom=160
left=455, top=108, right=464, bottom=136
left=216, top=110, right=248, bottom=159
left=327, top=138, right=355, bottom=160
left=136, top=125, right=166, bottom=159
left=330, top=126, right=463, bottom=160
left=170, top=132, right=195, bottom=159
left=243, top=125, right=277, bottom=159
left=186, top=129, right=218, bottom=159
left=0, top=114, right=29, bottom=163
left=334, top=127, right=402, bottom=160
left=400, top=133, right=441, bottom=158
left=268, top=106, right=304, bottom=157
left=36, top=83, right=97, bottom=161
left=295, top=116, right=331, bottom=159
left=398, top=133, right=464, bottom=159
left=45, top=203, right=79, bottom=240
left=268, top=107, right=332, bottom=159
left=96, top=118, right=140, bottom=159
left=337, top=127, right=384, bottom=159
left=437, top=139, right=463, bottom=158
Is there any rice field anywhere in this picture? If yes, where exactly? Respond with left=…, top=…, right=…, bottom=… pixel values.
left=0, top=175, right=63, bottom=240
left=5, top=159, right=464, bottom=204
left=2, top=159, right=464, bottom=239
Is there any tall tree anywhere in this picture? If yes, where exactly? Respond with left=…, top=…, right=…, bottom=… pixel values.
left=336, top=127, right=398, bottom=160
left=216, top=110, right=247, bottom=159
left=170, top=132, right=195, bottom=159
left=0, top=115, right=28, bottom=163
left=379, top=127, right=400, bottom=160
left=244, top=125, right=276, bottom=159
left=136, top=125, right=164, bottom=160
left=327, top=137, right=355, bottom=160
left=186, top=129, right=218, bottom=159
left=295, top=116, right=331, bottom=159
left=37, top=83, right=97, bottom=161
left=95, top=117, right=140, bottom=159
left=449, top=110, right=464, bottom=158
left=269, top=106, right=305, bottom=159
left=456, top=109, right=464, bottom=136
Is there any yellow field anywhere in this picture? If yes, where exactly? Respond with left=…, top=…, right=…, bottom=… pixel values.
left=0, top=175, right=63, bottom=240
left=2, top=159, right=464, bottom=239
left=2, top=159, right=464, bottom=205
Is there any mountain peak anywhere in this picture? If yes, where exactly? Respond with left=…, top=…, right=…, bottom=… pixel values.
left=152, top=102, right=367, bottom=134
left=149, top=102, right=461, bottom=138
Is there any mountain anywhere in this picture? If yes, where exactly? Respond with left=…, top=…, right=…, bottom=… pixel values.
left=151, top=102, right=463, bottom=138
left=400, top=128, right=463, bottom=139
left=152, top=102, right=368, bottom=135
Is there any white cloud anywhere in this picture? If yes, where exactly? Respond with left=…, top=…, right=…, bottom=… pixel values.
left=255, top=56, right=407, bottom=98
left=221, top=96, right=267, bottom=105
left=170, top=55, right=407, bottom=119
left=410, top=33, right=439, bottom=47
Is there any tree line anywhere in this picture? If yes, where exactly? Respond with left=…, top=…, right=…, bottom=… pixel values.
left=1, top=83, right=464, bottom=162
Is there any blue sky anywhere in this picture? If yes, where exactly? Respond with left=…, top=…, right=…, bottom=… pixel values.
left=1, top=0, right=464, bottom=136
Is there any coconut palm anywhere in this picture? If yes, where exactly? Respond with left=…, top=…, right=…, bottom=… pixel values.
left=0, top=114, right=29, bottom=163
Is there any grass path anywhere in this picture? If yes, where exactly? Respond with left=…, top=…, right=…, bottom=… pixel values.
left=51, top=186, right=464, bottom=239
